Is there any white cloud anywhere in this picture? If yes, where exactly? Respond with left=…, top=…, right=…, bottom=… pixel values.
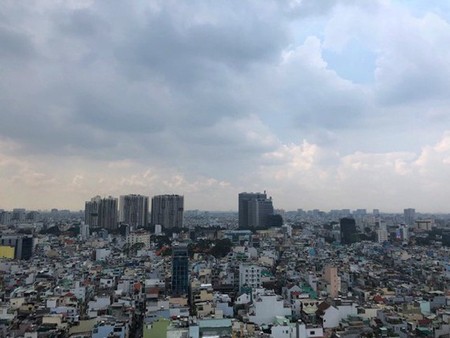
left=257, top=132, right=450, bottom=212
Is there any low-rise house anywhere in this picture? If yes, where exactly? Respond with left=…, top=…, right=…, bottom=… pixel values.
left=248, top=290, right=292, bottom=325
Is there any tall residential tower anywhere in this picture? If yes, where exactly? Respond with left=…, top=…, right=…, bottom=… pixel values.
left=85, top=196, right=118, bottom=230
left=151, top=194, right=184, bottom=229
left=85, top=196, right=101, bottom=227
left=119, top=194, right=149, bottom=228
left=404, top=208, right=416, bottom=226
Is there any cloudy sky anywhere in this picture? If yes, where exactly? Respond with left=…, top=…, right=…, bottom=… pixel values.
left=2, top=0, right=450, bottom=212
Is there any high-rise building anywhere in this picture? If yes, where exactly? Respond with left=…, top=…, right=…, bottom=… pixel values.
left=85, top=196, right=101, bottom=227
left=85, top=196, right=118, bottom=230
left=0, top=235, right=33, bottom=260
left=98, top=196, right=118, bottom=230
left=340, top=217, right=357, bottom=245
left=404, top=208, right=416, bottom=226
left=12, top=208, right=26, bottom=222
left=377, top=221, right=388, bottom=243
left=0, top=211, right=12, bottom=225
left=151, top=194, right=184, bottom=229
left=353, top=209, right=367, bottom=216
left=171, top=244, right=189, bottom=296
left=119, top=194, right=149, bottom=228
left=397, top=224, right=409, bottom=242
left=80, top=222, right=90, bottom=241
left=238, top=192, right=274, bottom=229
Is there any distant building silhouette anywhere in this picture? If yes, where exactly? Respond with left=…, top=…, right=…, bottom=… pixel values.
left=442, top=231, right=450, bottom=247
left=119, top=194, right=149, bottom=228
left=171, top=244, right=189, bottom=296
left=12, top=208, right=26, bottom=222
left=340, top=217, right=357, bottom=244
left=151, top=194, right=184, bottom=229
left=0, top=211, right=12, bottom=225
left=377, top=221, right=388, bottom=243
left=404, top=208, right=416, bottom=226
left=238, top=192, right=274, bottom=229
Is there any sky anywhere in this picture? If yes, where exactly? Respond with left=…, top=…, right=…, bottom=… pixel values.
left=2, top=0, right=450, bottom=212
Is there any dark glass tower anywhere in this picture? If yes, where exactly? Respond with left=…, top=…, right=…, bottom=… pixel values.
left=171, top=244, right=189, bottom=296
left=20, top=236, right=33, bottom=260
left=340, top=217, right=357, bottom=245
left=238, top=192, right=274, bottom=229
left=0, top=235, right=33, bottom=260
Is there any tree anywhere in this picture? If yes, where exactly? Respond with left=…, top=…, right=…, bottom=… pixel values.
left=129, top=242, right=145, bottom=256
left=152, top=235, right=171, bottom=249
left=210, top=239, right=233, bottom=258
left=349, top=233, right=360, bottom=244
left=40, top=225, right=61, bottom=236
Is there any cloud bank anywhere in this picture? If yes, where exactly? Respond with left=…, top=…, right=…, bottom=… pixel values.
left=2, top=0, right=450, bottom=212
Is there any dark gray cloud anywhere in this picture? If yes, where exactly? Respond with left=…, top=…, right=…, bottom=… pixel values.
left=72, top=86, right=166, bottom=134
left=56, top=8, right=107, bottom=38
left=116, top=10, right=286, bottom=76
left=0, top=25, right=35, bottom=60
left=0, top=0, right=292, bottom=168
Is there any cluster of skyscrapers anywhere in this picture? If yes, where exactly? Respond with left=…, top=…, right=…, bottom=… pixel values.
left=84, top=194, right=184, bottom=230
left=85, top=191, right=277, bottom=231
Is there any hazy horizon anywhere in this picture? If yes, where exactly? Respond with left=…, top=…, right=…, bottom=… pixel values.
left=3, top=198, right=450, bottom=216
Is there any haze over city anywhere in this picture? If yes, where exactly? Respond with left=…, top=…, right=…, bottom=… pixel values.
left=2, top=1, right=450, bottom=212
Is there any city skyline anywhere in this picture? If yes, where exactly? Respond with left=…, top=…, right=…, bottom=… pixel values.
left=0, top=195, right=434, bottom=216
left=0, top=190, right=445, bottom=215
left=2, top=1, right=450, bottom=212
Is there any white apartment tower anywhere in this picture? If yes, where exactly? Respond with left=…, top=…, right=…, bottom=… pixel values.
left=80, top=222, right=90, bottom=240
left=377, top=221, right=388, bottom=243
left=239, top=264, right=262, bottom=292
